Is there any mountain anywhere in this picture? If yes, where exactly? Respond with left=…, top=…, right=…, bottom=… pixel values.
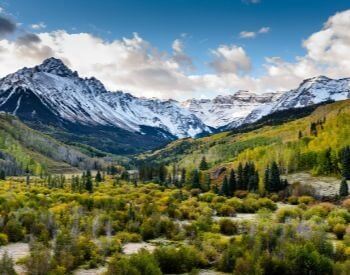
left=182, top=90, right=282, bottom=129
left=0, top=58, right=349, bottom=155
left=0, top=113, right=105, bottom=175
left=138, top=99, right=350, bottom=184
left=0, top=58, right=210, bottom=154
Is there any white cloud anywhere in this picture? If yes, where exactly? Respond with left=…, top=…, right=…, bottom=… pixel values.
left=31, top=22, right=46, bottom=30
left=239, top=27, right=270, bottom=39
left=258, top=27, right=270, bottom=34
left=0, top=6, right=4, bottom=13
left=239, top=31, right=256, bottom=39
left=209, top=45, right=251, bottom=74
left=0, top=9, right=350, bottom=100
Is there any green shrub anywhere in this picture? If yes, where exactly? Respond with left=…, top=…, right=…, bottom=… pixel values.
left=219, top=219, right=237, bottom=235
left=0, top=233, right=8, bottom=246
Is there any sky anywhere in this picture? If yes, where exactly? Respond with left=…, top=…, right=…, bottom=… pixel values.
left=0, top=0, right=350, bottom=100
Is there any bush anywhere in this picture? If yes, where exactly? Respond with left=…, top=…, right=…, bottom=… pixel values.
left=287, top=196, right=299, bottom=205
left=219, top=219, right=237, bottom=235
left=333, top=224, right=347, bottom=240
left=276, top=207, right=302, bottom=222
left=0, top=252, right=16, bottom=275
left=154, top=245, right=206, bottom=273
left=3, top=219, right=24, bottom=242
left=298, top=196, right=314, bottom=205
left=107, top=249, right=161, bottom=275
left=217, top=205, right=236, bottom=217
left=0, top=233, right=9, bottom=246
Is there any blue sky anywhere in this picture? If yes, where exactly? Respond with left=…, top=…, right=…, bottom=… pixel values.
left=0, top=0, right=350, bottom=99
left=3, top=0, right=349, bottom=74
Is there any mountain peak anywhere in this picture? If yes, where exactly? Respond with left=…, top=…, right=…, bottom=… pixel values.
left=37, top=57, right=76, bottom=77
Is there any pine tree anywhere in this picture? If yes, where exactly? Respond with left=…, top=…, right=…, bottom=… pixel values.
left=269, top=161, right=281, bottom=192
left=85, top=170, right=93, bottom=193
left=205, top=174, right=211, bottom=191
left=248, top=170, right=259, bottom=192
left=228, top=169, right=236, bottom=196
left=341, top=146, right=350, bottom=180
left=264, top=166, right=270, bottom=192
left=25, top=165, right=30, bottom=187
left=191, top=169, right=201, bottom=189
left=180, top=168, right=186, bottom=188
left=199, top=156, right=209, bottom=170
left=0, top=170, right=5, bottom=180
left=237, top=163, right=244, bottom=190
left=158, top=165, right=167, bottom=184
left=95, top=170, right=102, bottom=184
left=221, top=175, right=229, bottom=196
left=339, top=178, right=349, bottom=197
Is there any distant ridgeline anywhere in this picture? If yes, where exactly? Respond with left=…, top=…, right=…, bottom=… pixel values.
left=137, top=100, right=350, bottom=190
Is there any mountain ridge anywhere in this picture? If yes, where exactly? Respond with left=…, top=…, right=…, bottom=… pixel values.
left=0, top=58, right=349, bottom=154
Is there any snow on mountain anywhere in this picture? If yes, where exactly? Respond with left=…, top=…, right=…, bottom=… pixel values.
left=271, top=76, right=350, bottom=112
left=181, top=90, right=282, bottom=128
left=0, top=58, right=210, bottom=138
left=0, top=58, right=349, bottom=141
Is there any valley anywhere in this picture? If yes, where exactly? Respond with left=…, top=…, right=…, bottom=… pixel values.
left=0, top=61, right=350, bottom=274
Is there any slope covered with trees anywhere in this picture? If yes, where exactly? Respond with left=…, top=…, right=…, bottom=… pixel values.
left=138, top=100, right=350, bottom=191
left=0, top=113, right=105, bottom=175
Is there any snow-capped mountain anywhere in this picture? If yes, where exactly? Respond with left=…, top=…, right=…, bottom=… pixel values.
left=271, top=76, right=350, bottom=112
left=182, top=90, right=282, bottom=128
left=0, top=58, right=349, bottom=154
left=0, top=58, right=210, bottom=139
left=223, top=76, right=350, bottom=129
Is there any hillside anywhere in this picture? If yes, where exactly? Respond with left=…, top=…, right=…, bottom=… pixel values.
left=138, top=100, right=350, bottom=181
left=0, top=113, right=104, bottom=175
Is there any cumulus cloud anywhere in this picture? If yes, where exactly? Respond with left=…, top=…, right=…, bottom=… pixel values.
left=0, top=9, right=350, bottom=100
left=31, top=22, right=46, bottom=30
left=240, top=27, right=270, bottom=39
left=171, top=38, right=194, bottom=71
left=209, top=45, right=251, bottom=75
left=0, top=15, right=16, bottom=36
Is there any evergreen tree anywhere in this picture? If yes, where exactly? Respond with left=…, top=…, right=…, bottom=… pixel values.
left=339, top=178, right=349, bottom=197
left=228, top=169, right=236, bottom=196
left=0, top=170, right=5, bottom=180
left=248, top=170, right=259, bottom=192
left=191, top=169, right=201, bottom=189
left=341, top=146, right=350, bottom=180
left=269, top=161, right=281, bottom=192
left=158, top=165, right=167, bottom=184
left=95, top=170, right=102, bottom=184
left=199, top=156, right=209, bottom=170
left=237, top=163, right=244, bottom=190
left=220, top=175, right=229, bottom=196
left=264, top=166, right=270, bottom=192
left=25, top=165, right=30, bottom=187
left=85, top=170, right=93, bottom=193
left=205, top=174, right=211, bottom=191
left=180, top=168, right=186, bottom=187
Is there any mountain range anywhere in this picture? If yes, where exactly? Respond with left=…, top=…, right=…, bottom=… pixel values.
left=0, top=57, right=349, bottom=154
